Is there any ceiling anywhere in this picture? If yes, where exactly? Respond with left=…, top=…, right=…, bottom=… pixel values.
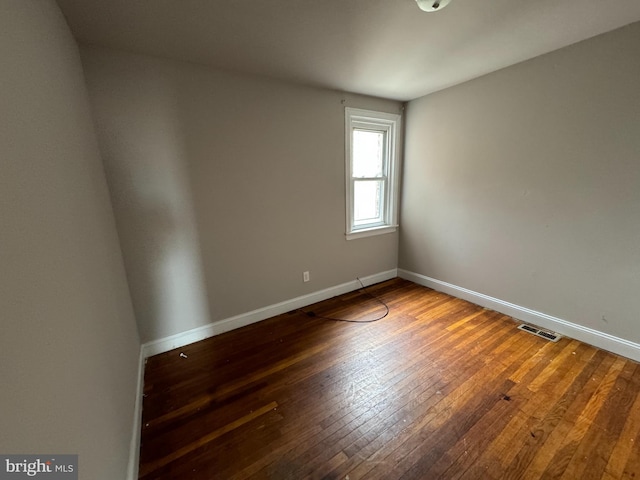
left=56, top=0, right=640, bottom=101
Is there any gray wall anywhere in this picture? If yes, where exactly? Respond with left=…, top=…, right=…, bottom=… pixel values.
left=0, top=1, right=140, bottom=478
left=80, top=46, right=402, bottom=343
left=400, top=23, right=640, bottom=343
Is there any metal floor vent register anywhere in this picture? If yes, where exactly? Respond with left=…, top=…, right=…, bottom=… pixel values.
left=517, top=323, right=562, bottom=342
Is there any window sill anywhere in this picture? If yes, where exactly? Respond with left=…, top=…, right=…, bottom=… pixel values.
left=346, top=225, right=398, bottom=240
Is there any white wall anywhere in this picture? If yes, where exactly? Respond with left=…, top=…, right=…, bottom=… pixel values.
left=0, top=1, right=140, bottom=478
left=400, top=22, right=640, bottom=343
left=80, top=46, right=402, bottom=343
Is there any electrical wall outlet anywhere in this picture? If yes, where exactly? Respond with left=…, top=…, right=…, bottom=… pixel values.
left=303, top=271, right=310, bottom=283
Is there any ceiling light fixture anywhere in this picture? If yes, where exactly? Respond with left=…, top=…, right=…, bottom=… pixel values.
left=416, top=0, right=453, bottom=12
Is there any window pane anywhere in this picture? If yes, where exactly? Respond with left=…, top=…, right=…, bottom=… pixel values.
left=354, top=180, right=383, bottom=224
left=353, top=129, right=384, bottom=178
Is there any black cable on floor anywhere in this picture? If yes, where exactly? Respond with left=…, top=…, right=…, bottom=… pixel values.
left=297, top=277, right=390, bottom=323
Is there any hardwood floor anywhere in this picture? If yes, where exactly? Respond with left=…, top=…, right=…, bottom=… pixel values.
left=139, top=278, right=640, bottom=479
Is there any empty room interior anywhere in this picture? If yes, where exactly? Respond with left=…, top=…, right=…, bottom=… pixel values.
left=2, top=0, right=640, bottom=478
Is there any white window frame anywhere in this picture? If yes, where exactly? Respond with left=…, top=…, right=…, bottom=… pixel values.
left=345, top=107, right=401, bottom=240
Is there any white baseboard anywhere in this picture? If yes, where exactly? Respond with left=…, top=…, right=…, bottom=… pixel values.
left=398, top=269, right=640, bottom=363
left=127, top=347, right=145, bottom=480
left=141, top=269, right=398, bottom=358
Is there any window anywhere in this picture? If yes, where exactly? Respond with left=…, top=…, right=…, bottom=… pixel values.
left=345, top=108, right=401, bottom=240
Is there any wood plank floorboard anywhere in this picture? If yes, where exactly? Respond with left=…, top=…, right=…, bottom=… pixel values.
left=139, top=278, right=640, bottom=479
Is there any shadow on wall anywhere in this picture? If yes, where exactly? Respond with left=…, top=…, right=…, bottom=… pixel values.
left=84, top=46, right=403, bottom=345
left=93, top=61, right=211, bottom=343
